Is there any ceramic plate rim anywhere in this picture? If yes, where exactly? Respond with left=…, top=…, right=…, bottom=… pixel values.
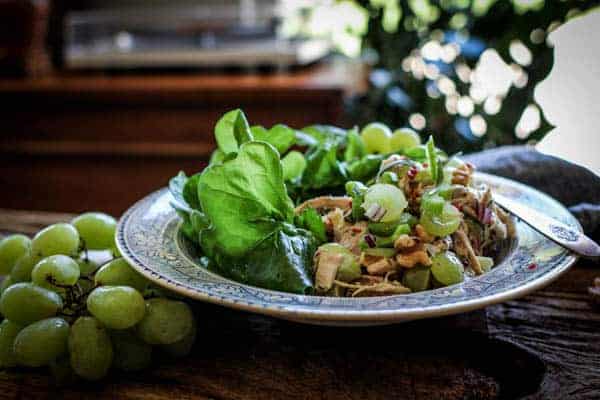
left=116, top=172, right=579, bottom=323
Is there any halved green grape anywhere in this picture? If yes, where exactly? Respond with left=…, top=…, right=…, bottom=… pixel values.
left=31, top=255, right=80, bottom=291
left=0, top=319, right=23, bottom=367
left=0, top=235, right=31, bottom=275
left=161, top=318, right=197, bottom=358
left=0, top=283, right=63, bottom=325
left=431, top=251, right=465, bottom=286
left=94, top=258, right=148, bottom=292
left=69, top=317, right=113, bottom=381
left=317, top=243, right=361, bottom=283
left=110, top=329, right=152, bottom=372
left=476, top=256, right=494, bottom=273
left=281, top=151, right=307, bottom=181
left=77, top=257, right=99, bottom=277
left=362, top=183, right=408, bottom=223
left=31, top=223, right=80, bottom=258
left=13, top=317, right=69, bottom=367
left=87, top=286, right=146, bottom=330
left=368, top=220, right=401, bottom=236
left=420, top=203, right=461, bottom=237
left=361, top=122, right=392, bottom=154
left=136, top=298, right=194, bottom=345
left=390, top=128, right=421, bottom=152
left=402, top=265, right=432, bottom=292
left=71, top=213, right=117, bottom=250
left=11, top=254, right=38, bottom=283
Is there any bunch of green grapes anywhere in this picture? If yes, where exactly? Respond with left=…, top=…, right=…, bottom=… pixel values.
left=0, top=212, right=196, bottom=382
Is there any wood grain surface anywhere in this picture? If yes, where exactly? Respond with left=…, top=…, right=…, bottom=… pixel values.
left=0, top=209, right=598, bottom=400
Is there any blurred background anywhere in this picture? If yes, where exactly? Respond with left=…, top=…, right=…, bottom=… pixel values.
left=0, top=0, right=598, bottom=215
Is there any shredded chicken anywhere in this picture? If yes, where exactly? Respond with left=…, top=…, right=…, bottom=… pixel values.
left=295, top=196, right=352, bottom=214
left=314, top=251, right=343, bottom=292
left=453, top=224, right=483, bottom=275
left=366, top=258, right=397, bottom=275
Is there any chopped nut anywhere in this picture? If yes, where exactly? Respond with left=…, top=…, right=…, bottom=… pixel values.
left=395, top=250, right=431, bottom=268
left=394, top=234, right=417, bottom=250
left=366, top=258, right=397, bottom=275
left=415, top=224, right=435, bottom=243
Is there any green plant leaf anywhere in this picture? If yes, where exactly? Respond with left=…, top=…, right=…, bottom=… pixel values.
left=197, top=142, right=295, bottom=258
left=215, top=109, right=253, bottom=155
left=208, top=225, right=316, bottom=294
left=251, top=124, right=296, bottom=154
left=294, top=208, right=328, bottom=244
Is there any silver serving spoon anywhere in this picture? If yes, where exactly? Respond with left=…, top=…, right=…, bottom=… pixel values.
left=493, top=193, right=600, bottom=259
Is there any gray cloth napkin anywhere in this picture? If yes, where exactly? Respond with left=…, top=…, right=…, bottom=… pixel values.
left=464, top=146, right=600, bottom=240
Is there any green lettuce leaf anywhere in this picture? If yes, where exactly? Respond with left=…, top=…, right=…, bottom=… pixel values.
left=197, top=142, right=295, bottom=258
left=215, top=109, right=253, bottom=155
left=208, top=225, right=315, bottom=294
left=251, top=124, right=296, bottom=154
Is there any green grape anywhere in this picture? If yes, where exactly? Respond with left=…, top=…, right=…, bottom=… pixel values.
left=281, top=150, right=307, bottom=181
left=420, top=203, right=461, bottom=237
left=390, top=128, right=421, bottom=152
left=402, top=265, right=432, bottom=292
left=71, top=213, right=117, bottom=250
left=362, top=183, right=408, bottom=223
left=360, top=122, right=392, bottom=154
left=94, top=258, right=148, bottom=292
left=110, top=329, right=152, bottom=372
left=161, top=318, right=197, bottom=358
left=136, top=298, right=194, bottom=345
left=87, top=286, right=146, bottom=330
left=0, top=319, right=23, bottom=367
left=11, top=253, right=38, bottom=282
left=31, top=255, right=80, bottom=291
left=431, top=251, right=465, bottom=286
left=13, top=317, right=69, bottom=367
left=0, top=235, right=31, bottom=275
left=69, top=317, right=113, bottom=381
left=0, top=283, right=63, bottom=325
left=31, top=223, right=80, bottom=258
left=77, top=257, right=99, bottom=277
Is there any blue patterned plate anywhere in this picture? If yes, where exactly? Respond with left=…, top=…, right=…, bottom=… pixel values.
left=116, top=173, right=579, bottom=326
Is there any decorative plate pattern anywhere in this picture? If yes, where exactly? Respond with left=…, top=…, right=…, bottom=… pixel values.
left=116, top=173, right=579, bottom=326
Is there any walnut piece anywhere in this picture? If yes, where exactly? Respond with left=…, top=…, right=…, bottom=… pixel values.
left=395, top=250, right=431, bottom=269
left=415, top=224, right=435, bottom=243
left=394, top=234, right=417, bottom=250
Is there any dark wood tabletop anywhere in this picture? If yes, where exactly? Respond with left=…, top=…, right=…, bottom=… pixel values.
left=0, top=209, right=598, bottom=400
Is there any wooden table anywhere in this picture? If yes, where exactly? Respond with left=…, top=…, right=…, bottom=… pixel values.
left=0, top=60, right=366, bottom=215
left=0, top=209, right=599, bottom=399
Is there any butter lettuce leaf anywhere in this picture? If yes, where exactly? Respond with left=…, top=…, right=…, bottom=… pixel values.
left=197, top=142, right=295, bottom=258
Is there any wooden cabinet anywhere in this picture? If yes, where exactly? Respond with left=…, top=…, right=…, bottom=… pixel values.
left=0, top=61, right=365, bottom=214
